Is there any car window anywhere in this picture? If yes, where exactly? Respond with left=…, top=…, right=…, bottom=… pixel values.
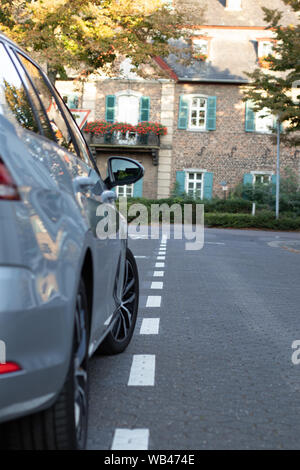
left=50, top=88, right=94, bottom=167
left=17, top=53, right=78, bottom=155
left=0, top=43, right=40, bottom=133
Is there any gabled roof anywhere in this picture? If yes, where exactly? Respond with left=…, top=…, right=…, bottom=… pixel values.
left=162, top=0, right=298, bottom=82
left=185, top=0, right=297, bottom=27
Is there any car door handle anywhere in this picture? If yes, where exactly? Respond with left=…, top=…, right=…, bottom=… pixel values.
left=100, top=190, right=117, bottom=203
left=73, top=176, right=95, bottom=193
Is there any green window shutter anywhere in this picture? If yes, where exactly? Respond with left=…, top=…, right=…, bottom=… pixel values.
left=203, top=172, right=214, bottom=199
left=176, top=170, right=185, bottom=194
left=139, top=97, right=150, bottom=122
left=243, top=173, right=253, bottom=185
left=178, top=96, right=189, bottom=130
left=133, top=178, right=143, bottom=197
left=245, top=101, right=255, bottom=132
left=206, top=96, right=217, bottom=131
left=105, top=95, right=116, bottom=123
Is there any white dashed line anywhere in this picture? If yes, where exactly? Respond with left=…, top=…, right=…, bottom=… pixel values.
left=151, top=281, right=163, bottom=289
left=157, top=256, right=165, bottom=260
left=155, top=262, right=165, bottom=268
left=128, top=355, right=156, bottom=386
left=153, top=271, right=164, bottom=277
left=146, top=296, right=161, bottom=307
left=140, top=318, right=160, bottom=335
left=111, top=429, right=149, bottom=450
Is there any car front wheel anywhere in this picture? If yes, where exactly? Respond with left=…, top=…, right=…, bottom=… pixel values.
left=99, top=248, right=139, bottom=355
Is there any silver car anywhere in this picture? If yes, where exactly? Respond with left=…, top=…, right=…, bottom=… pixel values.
left=0, top=34, right=143, bottom=450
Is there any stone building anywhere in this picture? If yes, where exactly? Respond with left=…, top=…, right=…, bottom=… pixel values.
left=56, top=0, right=300, bottom=200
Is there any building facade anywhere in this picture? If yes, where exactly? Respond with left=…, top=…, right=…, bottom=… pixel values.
left=56, top=0, right=300, bottom=200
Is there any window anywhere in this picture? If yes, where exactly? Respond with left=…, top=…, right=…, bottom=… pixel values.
left=185, top=172, right=203, bottom=199
left=117, top=95, right=139, bottom=125
left=192, top=38, right=209, bottom=61
left=176, top=170, right=214, bottom=199
left=105, top=93, right=150, bottom=125
left=245, top=101, right=274, bottom=133
left=116, top=184, right=134, bottom=197
left=255, top=108, right=274, bottom=133
left=0, top=43, right=40, bottom=134
left=189, top=97, right=207, bottom=130
left=258, top=41, right=273, bottom=58
left=243, top=172, right=273, bottom=186
left=18, top=53, right=92, bottom=165
left=17, top=53, right=77, bottom=154
left=253, top=174, right=272, bottom=185
left=257, top=40, right=274, bottom=68
left=178, top=95, right=216, bottom=131
left=225, top=0, right=242, bottom=10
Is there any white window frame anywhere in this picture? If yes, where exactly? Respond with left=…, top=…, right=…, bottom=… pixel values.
left=255, top=108, right=274, bottom=134
left=184, top=169, right=207, bottom=199
left=225, top=0, right=242, bottom=11
left=250, top=171, right=273, bottom=185
left=115, top=90, right=142, bottom=125
left=187, top=95, right=208, bottom=131
left=258, top=41, right=274, bottom=59
left=193, top=38, right=209, bottom=56
left=116, top=184, right=134, bottom=198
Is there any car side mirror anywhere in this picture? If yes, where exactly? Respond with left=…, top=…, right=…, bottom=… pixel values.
left=106, top=157, right=144, bottom=189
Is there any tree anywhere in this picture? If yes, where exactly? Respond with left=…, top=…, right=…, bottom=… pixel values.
left=0, top=0, right=203, bottom=83
left=243, top=0, right=300, bottom=146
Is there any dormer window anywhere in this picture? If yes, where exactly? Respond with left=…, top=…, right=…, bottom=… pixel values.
left=258, top=41, right=274, bottom=58
left=225, top=0, right=242, bottom=11
left=257, top=39, right=275, bottom=68
left=192, top=38, right=209, bottom=61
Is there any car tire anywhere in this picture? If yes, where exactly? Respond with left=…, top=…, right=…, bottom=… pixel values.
left=1, top=278, right=90, bottom=450
left=99, top=248, right=139, bottom=355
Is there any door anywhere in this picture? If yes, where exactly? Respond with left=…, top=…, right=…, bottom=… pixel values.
left=13, top=50, right=123, bottom=342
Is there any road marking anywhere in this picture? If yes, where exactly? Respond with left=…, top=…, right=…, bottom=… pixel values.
left=157, top=256, right=165, bottom=260
left=128, top=355, right=156, bottom=386
left=158, top=252, right=166, bottom=256
left=111, top=429, right=149, bottom=450
left=151, top=281, right=163, bottom=289
left=155, top=262, right=165, bottom=268
left=134, top=256, right=147, bottom=259
left=146, top=295, right=161, bottom=307
left=140, top=318, right=160, bottom=334
left=153, top=271, right=164, bottom=277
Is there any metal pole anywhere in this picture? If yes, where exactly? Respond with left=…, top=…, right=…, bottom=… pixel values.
left=276, top=117, right=280, bottom=220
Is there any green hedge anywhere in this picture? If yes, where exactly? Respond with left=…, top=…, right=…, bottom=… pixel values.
left=205, top=213, right=300, bottom=230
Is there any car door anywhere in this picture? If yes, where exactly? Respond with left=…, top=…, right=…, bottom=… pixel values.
left=12, top=49, right=124, bottom=345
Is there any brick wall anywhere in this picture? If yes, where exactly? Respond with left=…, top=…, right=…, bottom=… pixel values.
left=172, top=82, right=299, bottom=197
